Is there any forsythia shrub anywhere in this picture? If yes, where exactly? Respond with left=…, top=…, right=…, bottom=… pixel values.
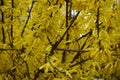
left=0, top=0, right=120, bottom=80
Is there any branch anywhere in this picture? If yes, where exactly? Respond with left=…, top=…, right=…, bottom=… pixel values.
left=21, top=0, right=35, bottom=37
left=0, top=0, right=4, bottom=5
left=49, top=11, right=80, bottom=56
left=1, top=10, right=4, bottom=23
left=56, top=11, right=80, bottom=47
left=61, top=0, right=69, bottom=63
left=34, top=69, right=44, bottom=80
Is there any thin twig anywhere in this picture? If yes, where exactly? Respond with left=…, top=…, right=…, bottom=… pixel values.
left=112, top=54, right=120, bottom=56
left=66, top=0, right=69, bottom=28
left=21, top=0, right=35, bottom=37
left=95, top=1, right=101, bottom=50
left=70, top=39, right=81, bottom=63
left=71, top=30, right=92, bottom=63
left=24, top=61, right=30, bottom=80
left=49, top=61, right=73, bottom=80
left=55, top=48, right=89, bottom=52
left=0, top=48, right=22, bottom=51
left=1, top=26, right=5, bottom=43
left=74, top=29, right=92, bottom=42
left=10, top=1, right=16, bottom=79
left=69, top=57, right=92, bottom=68
left=0, top=0, right=5, bottom=43
left=10, top=0, right=14, bottom=47
left=1, top=9, right=5, bottom=43
left=47, top=36, right=52, bottom=45
left=96, top=6, right=100, bottom=37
